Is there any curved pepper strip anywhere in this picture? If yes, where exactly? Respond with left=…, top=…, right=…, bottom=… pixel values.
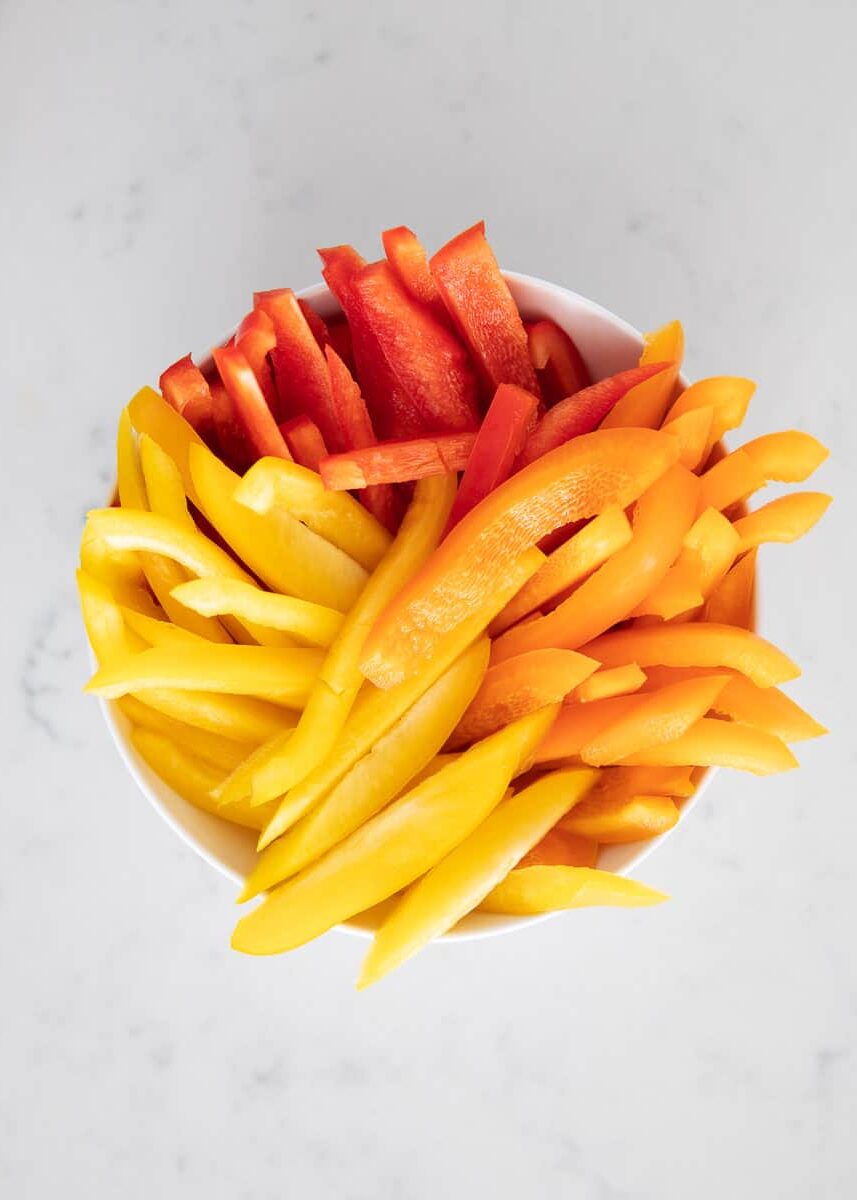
left=138, top=434, right=195, bottom=529
left=732, top=492, right=831, bottom=553
left=358, top=766, right=598, bottom=987
left=117, top=696, right=251, bottom=773
left=702, top=548, right=756, bottom=628
left=620, top=717, right=798, bottom=774
left=121, top=608, right=209, bottom=649
left=240, top=640, right=490, bottom=899
left=739, top=430, right=829, bottom=481
left=561, top=791, right=679, bottom=844
left=361, top=427, right=680, bottom=689
left=479, top=865, right=668, bottom=914
left=491, top=463, right=699, bottom=662
left=600, top=321, right=684, bottom=429
left=663, top=376, right=756, bottom=455
left=517, top=827, right=598, bottom=868
left=697, top=449, right=766, bottom=513
left=213, top=344, right=291, bottom=461
left=381, top=225, right=448, bottom=323
left=171, top=578, right=343, bottom=648
left=533, top=696, right=641, bottom=764
left=573, top=664, right=647, bottom=704
left=663, top=406, right=714, bottom=471
left=527, top=320, right=590, bottom=406
left=631, top=507, right=741, bottom=621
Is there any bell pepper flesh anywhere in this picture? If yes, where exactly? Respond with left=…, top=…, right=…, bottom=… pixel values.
left=573, top=663, right=647, bottom=704
left=527, top=319, right=591, bottom=406
left=320, top=433, right=477, bottom=490
left=212, top=344, right=291, bottom=462
left=429, top=221, right=540, bottom=398
left=443, top=383, right=539, bottom=534
left=360, top=427, right=680, bottom=689
left=697, top=449, right=766, bottom=513
left=533, top=695, right=641, bottom=764
left=235, top=309, right=279, bottom=419
left=159, top=354, right=219, bottom=448
left=664, top=376, right=756, bottom=455
left=702, top=549, right=756, bottom=628
left=601, top=321, right=684, bottom=429
left=588, top=764, right=697, bottom=799
left=279, top=414, right=328, bottom=472
left=629, top=555, right=705, bottom=621
left=739, top=430, right=829, bottom=482
left=621, top=717, right=798, bottom=774
left=358, top=766, right=597, bottom=986
left=733, top=492, right=831, bottom=553
left=517, top=826, right=598, bottom=868
left=233, top=705, right=558, bottom=954
left=119, top=697, right=251, bottom=773
left=296, top=298, right=330, bottom=349
left=171, top=578, right=343, bottom=648
left=481, top=864, right=667, bottom=914
left=120, top=607, right=209, bottom=649
left=382, top=225, right=448, bottom=322
left=560, top=792, right=679, bottom=844
left=326, top=319, right=355, bottom=374
left=663, top=406, right=714, bottom=471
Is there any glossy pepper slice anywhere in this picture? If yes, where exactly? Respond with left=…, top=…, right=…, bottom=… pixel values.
left=573, top=664, right=647, bottom=704
left=117, top=696, right=254, bottom=768
left=702, top=549, right=756, bottom=628
left=171, top=578, right=343, bottom=648
left=212, top=344, right=291, bottom=461
left=739, top=430, right=829, bottom=481
left=663, top=376, right=756, bottom=456
left=732, top=492, right=831, bottom=553
left=516, top=827, right=598, bottom=868
left=621, top=718, right=798, bottom=774
left=360, top=427, right=680, bottom=689
left=296, top=298, right=329, bottom=349
left=601, top=321, right=684, bottom=429
left=234, top=309, right=279, bottom=419
left=429, top=221, right=540, bottom=398
left=479, top=865, right=667, bottom=914
left=560, top=791, right=679, bottom=844
left=159, top=354, right=219, bottom=447
left=663, top=406, right=714, bottom=471
left=381, top=225, right=448, bottom=322
left=527, top=319, right=590, bottom=405
left=320, top=433, right=476, bottom=490
left=279, top=415, right=328, bottom=472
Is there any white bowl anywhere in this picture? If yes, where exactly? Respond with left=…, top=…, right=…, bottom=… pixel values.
left=100, top=271, right=715, bottom=942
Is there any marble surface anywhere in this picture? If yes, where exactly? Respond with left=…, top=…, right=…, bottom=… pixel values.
left=1, top=2, right=855, bottom=1196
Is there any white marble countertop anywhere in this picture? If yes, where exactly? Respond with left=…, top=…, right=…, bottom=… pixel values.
left=1, top=2, right=855, bottom=1197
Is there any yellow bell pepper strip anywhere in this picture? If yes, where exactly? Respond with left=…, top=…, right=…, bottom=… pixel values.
left=663, top=376, right=756, bottom=455
left=600, top=320, right=684, bottom=429
left=171, top=578, right=342, bottom=649
left=480, top=865, right=668, bottom=914
left=361, top=428, right=680, bottom=689
left=188, top=443, right=367, bottom=610
left=233, top=455, right=391, bottom=572
left=231, top=706, right=558, bottom=954
left=128, top=386, right=205, bottom=504
left=78, top=538, right=150, bottom=609
left=577, top=675, right=730, bottom=767
left=249, top=474, right=457, bottom=808
left=77, top=569, right=147, bottom=662
left=120, top=607, right=210, bottom=649
left=581, top=623, right=799, bottom=688
left=697, top=449, right=766, bottom=513
left=732, top=492, right=831, bottom=553
left=533, top=696, right=641, bottom=764
left=572, top=663, right=647, bottom=704
left=491, top=463, right=699, bottom=662
left=357, top=767, right=598, bottom=986
left=116, top=406, right=148, bottom=509
left=130, top=729, right=277, bottom=831
left=85, top=643, right=324, bottom=706
left=117, top=697, right=253, bottom=773
left=138, top=433, right=195, bottom=528
left=447, top=649, right=597, bottom=748
left=560, top=791, right=679, bottom=844
left=663, top=406, right=714, bottom=471
left=240, top=639, right=490, bottom=900
left=489, top=506, right=633, bottom=636
left=213, top=732, right=293, bottom=812
left=620, top=717, right=798, bottom=774
left=257, top=548, right=546, bottom=847
left=739, top=430, right=829, bottom=482
left=702, top=548, right=756, bottom=628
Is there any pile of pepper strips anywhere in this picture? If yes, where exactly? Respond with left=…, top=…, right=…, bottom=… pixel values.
left=78, top=221, right=830, bottom=986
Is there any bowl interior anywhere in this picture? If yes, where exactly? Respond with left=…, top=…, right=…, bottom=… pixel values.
left=103, top=271, right=709, bottom=943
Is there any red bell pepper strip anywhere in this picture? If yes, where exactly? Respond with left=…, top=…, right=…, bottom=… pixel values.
left=207, top=376, right=253, bottom=472
left=382, top=225, right=448, bottom=323
left=516, top=364, right=670, bottom=468
left=429, top=221, right=541, bottom=399
left=320, top=433, right=477, bottom=490
left=326, top=319, right=355, bottom=374
left=234, top=309, right=279, bottom=419
left=212, top=344, right=291, bottom=462
left=326, top=345, right=401, bottom=531
left=348, top=260, right=479, bottom=433
left=279, top=415, right=328, bottom=472
left=319, top=246, right=424, bottom=439
left=296, top=299, right=329, bottom=349
left=527, top=320, right=591, bottom=405
left=159, top=355, right=218, bottom=447
left=443, top=383, right=539, bottom=534
left=254, top=288, right=342, bottom=451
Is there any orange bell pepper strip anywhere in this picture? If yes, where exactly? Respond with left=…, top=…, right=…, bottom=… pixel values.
left=577, top=675, right=729, bottom=767
left=600, top=321, right=684, bottom=429
left=581, top=623, right=799, bottom=688
left=560, top=791, right=679, bottom=844
left=159, top=354, right=220, bottom=447
left=213, top=344, right=291, bottom=461
left=492, top=463, right=699, bottom=662
left=447, top=648, right=598, bottom=748
left=360, top=427, right=680, bottom=689
left=349, top=260, right=480, bottom=432
left=259, top=547, right=545, bottom=848
left=480, top=865, right=667, bottom=914
left=697, top=448, right=765, bottom=513
left=234, top=308, right=279, bottom=419
left=517, top=364, right=670, bottom=467
left=429, top=221, right=541, bottom=398
left=593, top=764, right=697, bottom=798
left=517, top=826, right=598, bottom=868
left=232, top=706, right=559, bottom=955
left=573, top=663, right=647, bottom=704
left=632, top=507, right=741, bottom=620
left=733, top=492, right=831, bottom=553
left=712, top=675, right=827, bottom=742
left=533, top=695, right=641, bottom=764
left=739, top=430, right=829, bottom=482
left=663, top=406, right=714, bottom=471
left=663, top=376, right=756, bottom=455
left=629, top=556, right=705, bottom=621
left=489, top=506, right=633, bottom=635
left=443, top=383, right=539, bottom=534
left=621, top=717, right=798, bottom=774
left=357, top=766, right=597, bottom=986
left=319, top=433, right=477, bottom=489
left=527, top=319, right=591, bottom=405
left=279, top=414, right=328, bottom=472
left=240, top=639, right=490, bottom=899
left=171, top=578, right=342, bottom=649
left=382, top=225, right=448, bottom=323
left=702, top=548, right=756, bottom=628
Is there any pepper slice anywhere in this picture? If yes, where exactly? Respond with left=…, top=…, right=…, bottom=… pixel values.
left=171, top=578, right=343, bottom=648
left=663, top=376, right=756, bottom=455
left=560, top=792, right=679, bottom=844
left=159, top=354, right=218, bottom=447
left=279, top=414, right=328, bottom=472
left=517, top=827, right=598, bottom=868
left=234, top=309, right=279, bottom=419
left=664, top=406, right=714, bottom=471
left=382, top=225, right=448, bottom=322
left=320, top=434, right=476, bottom=490
left=429, top=221, right=540, bottom=398
left=601, top=320, right=684, bottom=429
left=732, top=492, right=831, bottom=553
left=212, top=344, right=291, bottom=461
left=573, top=663, right=647, bottom=704
left=702, top=549, right=756, bottom=628
left=479, top=865, right=667, bottom=914
left=620, top=718, right=798, bottom=774
left=360, top=427, right=680, bottom=689
left=527, top=319, right=590, bottom=405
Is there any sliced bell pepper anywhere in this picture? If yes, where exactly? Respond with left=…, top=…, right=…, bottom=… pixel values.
left=581, top=622, right=799, bottom=688
left=517, top=364, right=670, bottom=467
left=447, top=648, right=597, bottom=748
left=663, top=376, right=756, bottom=454
left=234, top=309, right=279, bottom=418
left=737, top=430, right=829, bottom=482
left=702, top=548, right=756, bottom=628
left=125, top=688, right=290, bottom=744
left=212, top=344, right=291, bottom=461
left=663, top=406, right=714, bottom=471
left=234, top=455, right=391, bottom=572
left=159, top=354, right=219, bottom=447
left=600, top=321, right=684, bottom=429
left=621, top=717, right=798, bottom=774
left=712, top=674, right=827, bottom=742
left=443, top=383, right=539, bottom=534
left=241, top=639, right=490, bottom=898
left=357, top=766, right=597, bottom=986
left=319, top=433, right=476, bottom=490
left=326, top=319, right=355, bottom=373
left=490, top=506, right=633, bottom=635
left=382, top=225, right=448, bottom=322
left=560, top=791, right=679, bottom=844
left=208, top=375, right=253, bottom=472
left=259, top=548, right=545, bottom=847
left=232, top=706, right=558, bottom=954
left=491, top=463, right=699, bottom=661
left=628, top=555, right=705, bottom=621
left=533, top=695, right=641, bottom=764
left=77, top=568, right=146, bottom=663
left=138, top=434, right=194, bottom=529
left=279, top=414, right=328, bottom=472
left=348, top=260, right=479, bottom=433
left=128, top=386, right=204, bottom=506
left=636, top=507, right=741, bottom=622
left=527, top=319, right=590, bottom=405
left=697, top=448, right=765, bottom=513
left=516, top=826, right=598, bottom=868
left=361, top=427, right=680, bottom=689
left=479, top=865, right=667, bottom=914
left=429, top=221, right=540, bottom=398
left=249, top=474, right=458, bottom=808
left=171, top=578, right=342, bottom=648
left=587, top=764, right=696, bottom=798
left=733, top=492, right=831, bottom=553
left=296, top=298, right=329, bottom=349
left=117, top=695, right=254, bottom=767
left=121, top=607, right=209, bottom=649
left=573, top=663, right=647, bottom=704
